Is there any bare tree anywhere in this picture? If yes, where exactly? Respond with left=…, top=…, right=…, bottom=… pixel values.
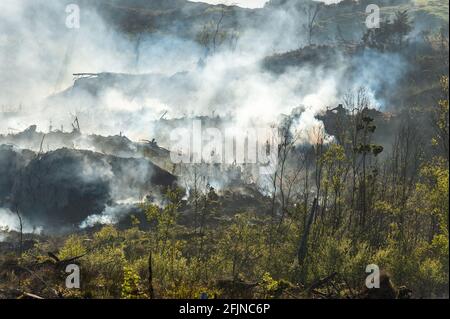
left=14, top=206, right=23, bottom=256
left=297, top=197, right=318, bottom=282
left=196, top=6, right=229, bottom=58
left=302, top=3, right=321, bottom=46
left=213, top=6, right=226, bottom=54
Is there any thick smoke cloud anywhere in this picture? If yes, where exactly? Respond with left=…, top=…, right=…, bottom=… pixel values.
left=1, top=0, right=197, bottom=132
left=0, top=0, right=411, bottom=231
left=0, top=207, right=40, bottom=236
left=0, top=0, right=400, bottom=144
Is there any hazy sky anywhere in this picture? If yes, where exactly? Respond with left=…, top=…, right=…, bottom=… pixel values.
left=189, top=0, right=269, bottom=8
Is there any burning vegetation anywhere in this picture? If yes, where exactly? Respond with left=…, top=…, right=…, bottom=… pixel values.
left=0, top=0, right=449, bottom=299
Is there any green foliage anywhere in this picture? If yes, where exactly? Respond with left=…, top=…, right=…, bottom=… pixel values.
left=259, top=273, right=280, bottom=299
left=121, top=265, right=146, bottom=299
left=58, top=235, right=87, bottom=260
left=218, top=213, right=265, bottom=281
left=2, top=96, right=448, bottom=299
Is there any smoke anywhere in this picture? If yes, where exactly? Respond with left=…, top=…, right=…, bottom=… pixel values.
left=188, top=0, right=344, bottom=8
left=0, top=208, right=21, bottom=232
left=0, top=0, right=419, bottom=232
left=0, top=207, right=41, bottom=235
left=79, top=202, right=135, bottom=229
left=0, top=0, right=416, bottom=154
left=189, top=0, right=269, bottom=8
left=0, top=0, right=411, bottom=148
left=351, top=49, right=409, bottom=109
left=0, top=0, right=336, bottom=140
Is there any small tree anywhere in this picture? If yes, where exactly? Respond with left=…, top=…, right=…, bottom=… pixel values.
left=302, top=3, right=321, bottom=46
left=362, top=10, right=412, bottom=51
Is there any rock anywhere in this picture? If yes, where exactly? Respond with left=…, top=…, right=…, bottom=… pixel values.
left=7, top=148, right=176, bottom=231
left=0, top=145, right=34, bottom=204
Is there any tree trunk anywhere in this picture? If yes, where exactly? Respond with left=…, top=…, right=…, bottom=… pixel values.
left=297, top=198, right=318, bottom=266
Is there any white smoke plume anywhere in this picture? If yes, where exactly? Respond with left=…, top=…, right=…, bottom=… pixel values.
left=79, top=203, right=135, bottom=229
left=0, top=0, right=392, bottom=146
left=0, top=207, right=41, bottom=236
left=0, top=0, right=413, bottom=166
left=0, top=0, right=416, bottom=232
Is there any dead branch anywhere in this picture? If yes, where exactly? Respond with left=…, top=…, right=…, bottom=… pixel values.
left=308, top=272, right=338, bottom=292
left=17, top=265, right=61, bottom=298
left=19, top=292, right=45, bottom=299
left=14, top=206, right=23, bottom=257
